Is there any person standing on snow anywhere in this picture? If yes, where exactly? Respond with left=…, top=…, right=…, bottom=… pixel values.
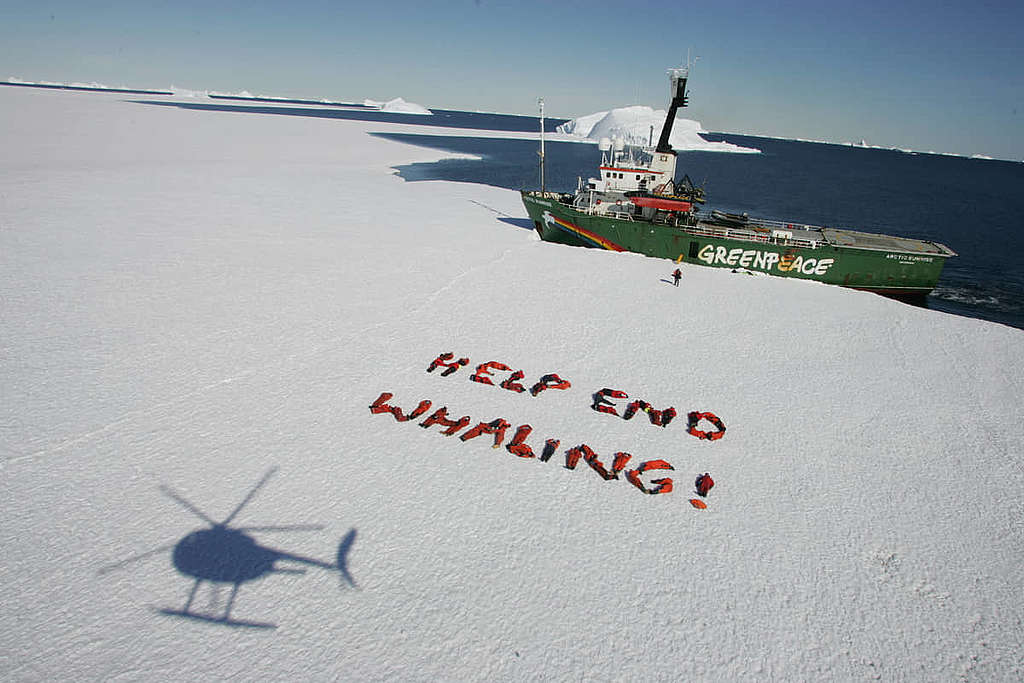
left=695, top=472, right=714, bottom=497
left=672, top=268, right=682, bottom=286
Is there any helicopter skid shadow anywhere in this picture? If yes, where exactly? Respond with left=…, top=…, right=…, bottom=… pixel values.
left=157, top=607, right=276, bottom=630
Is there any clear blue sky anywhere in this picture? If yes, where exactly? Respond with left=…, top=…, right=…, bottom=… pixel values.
left=3, top=0, right=1023, bottom=159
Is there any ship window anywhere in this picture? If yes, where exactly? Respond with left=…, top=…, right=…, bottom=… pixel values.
left=636, top=175, right=641, bottom=180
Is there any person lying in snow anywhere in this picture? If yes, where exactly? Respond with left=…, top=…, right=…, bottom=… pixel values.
left=695, top=472, right=714, bottom=497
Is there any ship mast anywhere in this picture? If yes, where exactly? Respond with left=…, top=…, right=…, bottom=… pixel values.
left=655, top=66, right=690, bottom=154
left=538, top=96, right=546, bottom=195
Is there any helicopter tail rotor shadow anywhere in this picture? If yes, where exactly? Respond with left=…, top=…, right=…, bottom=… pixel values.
left=338, top=529, right=358, bottom=588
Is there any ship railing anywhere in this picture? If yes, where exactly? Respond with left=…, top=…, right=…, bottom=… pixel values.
left=686, top=224, right=823, bottom=249
left=743, top=216, right=820, bottom=232
left=595, top=206, right=634, bottom=220
left=707, top=214, right=825, bottom=233
left=574, top=198, right=635, bottom=221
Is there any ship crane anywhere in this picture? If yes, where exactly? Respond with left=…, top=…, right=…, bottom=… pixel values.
left=631, top=66, right=693, bottom=195
left=655, top=66, right=691, bottom=155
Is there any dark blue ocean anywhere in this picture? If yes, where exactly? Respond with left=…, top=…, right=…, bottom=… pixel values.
left=132, top=97, right=1024, bottom=330
left=375, top=128, right=1024, bottom=332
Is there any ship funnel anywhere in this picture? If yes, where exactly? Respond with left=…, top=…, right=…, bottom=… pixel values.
left=598, top=137, right=612, bottom=151
left=655, top=66, right=689, bottom=154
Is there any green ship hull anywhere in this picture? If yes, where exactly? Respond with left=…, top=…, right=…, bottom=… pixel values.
left=522, top=191, right=955, bottom=297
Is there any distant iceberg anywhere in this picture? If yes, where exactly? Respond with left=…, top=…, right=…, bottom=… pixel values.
left=364, top=97, right=432, bottom=115
left=170, top=86, right=207, bottom=98
left=208, top=89, right=256, bottom=98
left=556, top=105, right=759, bottom=154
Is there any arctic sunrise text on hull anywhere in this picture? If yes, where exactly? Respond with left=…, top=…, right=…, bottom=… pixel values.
left=521, top=66, right=956, bottom=297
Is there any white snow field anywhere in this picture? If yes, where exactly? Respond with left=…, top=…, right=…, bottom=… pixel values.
left=1, top=86, right=1022, bottom=681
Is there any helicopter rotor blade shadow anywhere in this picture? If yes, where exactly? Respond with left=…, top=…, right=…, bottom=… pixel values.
left=97, top=541, right=178, bottom=575
left=237, top=524, right=325, bottom=533
left=159, top=485, right=218, bottom=526
left=221, top=466, right=279, bottom=526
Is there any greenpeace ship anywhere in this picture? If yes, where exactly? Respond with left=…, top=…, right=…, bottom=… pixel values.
left=520, top=67, right=956, bottom=298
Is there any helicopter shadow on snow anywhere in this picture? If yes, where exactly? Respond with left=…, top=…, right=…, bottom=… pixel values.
left=99, top=467, right=357, bottom=630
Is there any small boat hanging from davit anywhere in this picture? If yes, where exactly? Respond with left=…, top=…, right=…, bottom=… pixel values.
left=521, top=66, right=956, bottom=298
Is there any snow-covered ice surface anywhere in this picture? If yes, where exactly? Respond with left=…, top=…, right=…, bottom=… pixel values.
left=2, top=87, right=1023, bottom=681
left=557, top=105, right=760, bottom=153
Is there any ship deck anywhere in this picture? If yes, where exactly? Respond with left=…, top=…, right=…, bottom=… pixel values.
left=819, top=227, right=956, bottom=256
left=695, top=214, right=956, bottom=257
